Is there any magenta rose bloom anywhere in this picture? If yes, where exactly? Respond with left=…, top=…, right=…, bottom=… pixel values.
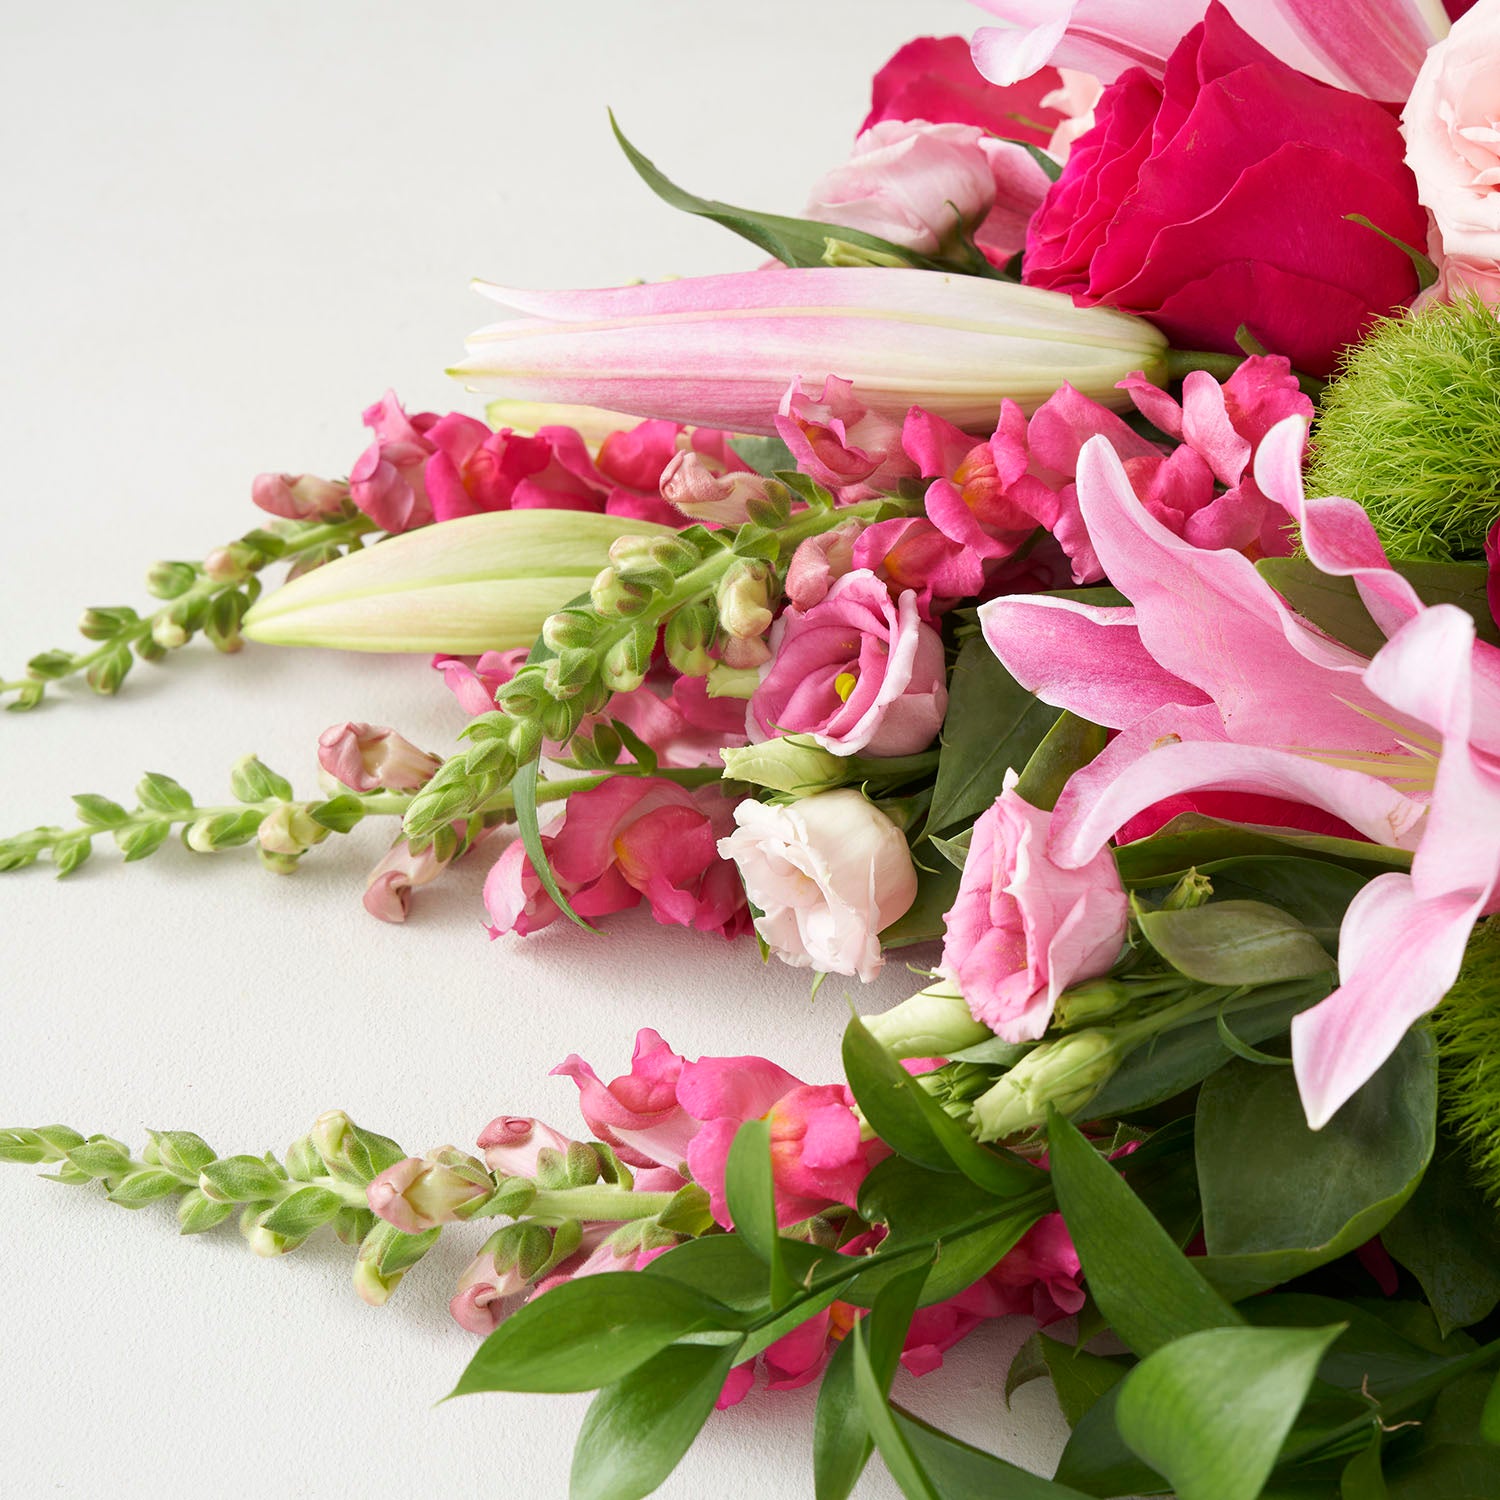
left=750, top=569, right=947, bottom=757
left=940, top=779, right=1128, bottom=1041
left=1022, top=3, right=1427, bottom=376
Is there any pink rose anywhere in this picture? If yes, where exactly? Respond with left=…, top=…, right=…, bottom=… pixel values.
left=717, top=789, right=918, bottom=981
left=806, top=120, right=1050, bottom=266
left=775, top=376, right=919, bottom=505
left=1402, top=2, right=1500, bottom=302
left=940, top=778, right=1129, bottom=1040
left=863, top=35, right=1070, bottom=147
left=483, top=779, right=751, bottom=941
left=750, top=570, right=947, bottom=757
left=1023, top=4, right=1427, bottom=376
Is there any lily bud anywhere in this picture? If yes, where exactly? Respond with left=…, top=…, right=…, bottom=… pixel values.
left=969, top=1031, right=1117, bottom=1141
left=252, top=472, right=351, bottom=522
left=716, top=559, right=776, bottom=639
left=317, top=722, right=441, bottom=793
left=720, top=736, right=848, bottom=796
left=660, top=451, right=771, bottom=525
left=863, top=980, right=994, bottom=1059
left=366, top=1151, right=490, bottom=1233
left=243, top=510, right=674, bottom=652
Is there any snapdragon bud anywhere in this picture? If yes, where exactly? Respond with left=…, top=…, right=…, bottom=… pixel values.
left=363, top=834, right=457, bottom=923
left=716, top=559, right=776, bottom=639
left=146, top=560, right=200, bottom=600
left=659, top=451, right=772, bottom=525
left=366, top=1150, right=491, bottom=1233
left=476, top=1115, right=576, bottom=1177
left=863, top=980, right=993, bottom=1059
left=251, top=472, right=351, bottom=522
left=720, top=736, right=847, bottom=796
left=969, top=1031, right=1117, bottom=1141
left=317, top=722, right=441, bottom=793
left=256, top=803, right=330, bottom=857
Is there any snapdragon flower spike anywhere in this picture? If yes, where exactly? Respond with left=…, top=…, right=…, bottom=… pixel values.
left=1, top=506, right=376, bottom=710
left=453, top=268, right=1168, bottom=437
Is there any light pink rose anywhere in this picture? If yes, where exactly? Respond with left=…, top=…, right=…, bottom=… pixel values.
left=717, top=789, right=917, bottom=981
left=750, top=570, right=947, bottom=757
left=940, top=777, right=1129, bottom=1040
left=806, top=119, right=1050, bottom=265
left=1403, top=4, right=1500, bottom=296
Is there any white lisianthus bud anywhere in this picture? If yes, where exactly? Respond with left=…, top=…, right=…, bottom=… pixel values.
left=720, top=736, right=847, bottom=796
left=864, top=980, right=993, bottom=1059
left=717, top=788, right=917, bottom=982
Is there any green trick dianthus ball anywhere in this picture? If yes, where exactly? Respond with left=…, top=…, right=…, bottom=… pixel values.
left=1429, top=918, right=1500, bottom=1204
left=1307, top=296, right=1500, bottom=561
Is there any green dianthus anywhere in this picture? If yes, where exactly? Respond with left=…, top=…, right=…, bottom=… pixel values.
left=1429, top=918, right=1500, bottom=1203
left=1307, top=296, right=1500, bottom=561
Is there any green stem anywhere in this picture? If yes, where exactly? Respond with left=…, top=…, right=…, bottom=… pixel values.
left=525, top=1187, right=678, bottom=1223
left=1166, top=348, right=1245, bottom=382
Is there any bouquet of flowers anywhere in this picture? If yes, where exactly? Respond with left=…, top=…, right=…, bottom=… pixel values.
left=7, top=2, right=1500, bottom=1496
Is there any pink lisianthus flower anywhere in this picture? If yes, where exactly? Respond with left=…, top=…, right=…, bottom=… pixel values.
left=806, top=120, right=1051, bottom=267
left=749, top=570, right=947, bottom=757
left=941, top=774, right=1129, bottom=1042
left=774, top=376, right=919, bottom=505
left=483, top=779, right=751, bottom=941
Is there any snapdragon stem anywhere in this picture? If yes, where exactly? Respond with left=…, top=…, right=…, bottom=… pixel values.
left=521, top=1187, right=678, bottom=1224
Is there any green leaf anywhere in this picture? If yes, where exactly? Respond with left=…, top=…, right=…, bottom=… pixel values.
left=198, top=1155, right=285, bottom=1202
left=1215, top=1010, right=1294, bottom=1066
left=449, top=1272, right=741, bottom=1396
left=307, top=795, right=365, bottom=834
left=728, top=435, right=796, bottom=475
left=842, top=1013, right=1040, bottom=1196
left=514, top=758, right=596, bottom=933
left=1046, top=1105, right=1240, bottom=1356
left=115, top=818, right=170, bottom=862
left=71, top=794, right=130, bottom=828
left=1012, top=712, right=1108, bottom=813
left=1115, top=812, right=1411, bottom=884
left=135, top=772, right=194, bottom=815
left=177, top=1188, right=235, bottom=1234
left=53, top=833, right=92, bottom=876
left=1383, top=1144, right=1500, bottom=1338
left=1086, top=982, right=1330, bottom=1119
left=105, top=1168, right=181, bottom=1207
left=814, top=1256, right=932, bottom=1500
left=1011, top=1333, right=1130, bottom=1426
left=928, top=634, right=1061, bottom=833
left=1188, top=856, right=1367, bottom=952
left=1193, top=1030, right=1436, bottom=1301
left=724, top=1119, right=794, bottom=1308
left=258, top=1185, right=344, bottom=1238
left=569, top=1338, right=741, bottom=1500
left=1342, top=1433, right=1389, bottom=1500
left=1115, top=1323, right=1344, bottom=1500
left=1137, top=900, right=1335, bottom=984
left=894, top=1408, right=1097, bottom=1498
left=850, top=1321, right=941, bottom=1500
left=1345, top=213, right=1438, bottom=292
left=1481, top=1367, right=1500, bottom=1446
left=610, top=112, right=942, bottom=273
left=646, top=1233, right=783, bottom=1314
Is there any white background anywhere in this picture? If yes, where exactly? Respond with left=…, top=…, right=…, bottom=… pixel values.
left=0, top=3, right=1075, bottom=1495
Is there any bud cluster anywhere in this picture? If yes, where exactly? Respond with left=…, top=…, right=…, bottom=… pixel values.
left=2, top=506, right=375, bottom=711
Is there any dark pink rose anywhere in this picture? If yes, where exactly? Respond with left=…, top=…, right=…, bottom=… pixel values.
left=863, top=35, right=1068, bottom=147
left=1023, top=4, right=1427, bottom=376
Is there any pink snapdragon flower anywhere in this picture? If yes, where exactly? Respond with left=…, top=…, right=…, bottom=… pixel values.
left=431, top=649, right=529, bottom=716
left=806, top=120, right=1051, bottom=266
left=251, top=472, right=350, bottom=521
left=749, top=570, right=947, bottom=757
left=350, top=392, right=439, bottom=531
left=483, top=779, right=751, bottom=940
left=940, top=774, right=1129, bottom=1041
left=363, top=831, right=483, bottom=924
left=774, top=376, right=919, bottom=505
left=317, top=722, right=440, bottom=792
left=475, top=1115, right=577, bottom=1177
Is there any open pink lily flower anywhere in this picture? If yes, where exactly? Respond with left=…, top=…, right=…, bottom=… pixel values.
left=981, top=417, right=1500, bottom=1126
left=454, top=269, right=1167, bottom=436
left=970, top=0, right=1447, bottom=102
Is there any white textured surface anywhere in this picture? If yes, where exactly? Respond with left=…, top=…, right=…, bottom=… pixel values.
left=0, top=3, right=1074, bottom=1495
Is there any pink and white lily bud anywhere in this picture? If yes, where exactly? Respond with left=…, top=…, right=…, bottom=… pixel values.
left=318, top=721, right=442, bottom=793
left=367, top=1151, right=490, bottom=1233
left=660, top=451, right=770, bottom=525
left=362, top=836, right=453, bottom=923
left=476, top=1115, right=576, bottom=1177
left=251, top=472, right=350, bottom=521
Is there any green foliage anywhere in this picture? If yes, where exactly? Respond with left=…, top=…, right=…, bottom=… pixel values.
left=1427, top=918, right=1500, bottom=1202
left=1307, top=295, right=1500, bottom=560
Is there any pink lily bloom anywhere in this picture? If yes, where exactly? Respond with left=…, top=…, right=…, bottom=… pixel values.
left=454, top=269, right=1167, bottom=436
left=981, top=417, right=1500, bottom=1125
left=970, top=0, right=1447, bottom=102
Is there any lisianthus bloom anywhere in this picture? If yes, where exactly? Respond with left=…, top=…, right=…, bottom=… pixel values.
left=484, top=779, right=750, bottom=940
left=1021, top=5, right=1428, bottom=376
left=749, top=570, right=947, bottom=757
left=718, top=789, right=918, bottom=981
left=981, top=416, right=1500, bottom=1125
left=940, top=774, right=1129, bottom=1041
left=970, top=0, right=1444, bottom=102
left=1402, top=1, right=1500, bottom=308
left=805, top=120, right=1052, bottom=266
